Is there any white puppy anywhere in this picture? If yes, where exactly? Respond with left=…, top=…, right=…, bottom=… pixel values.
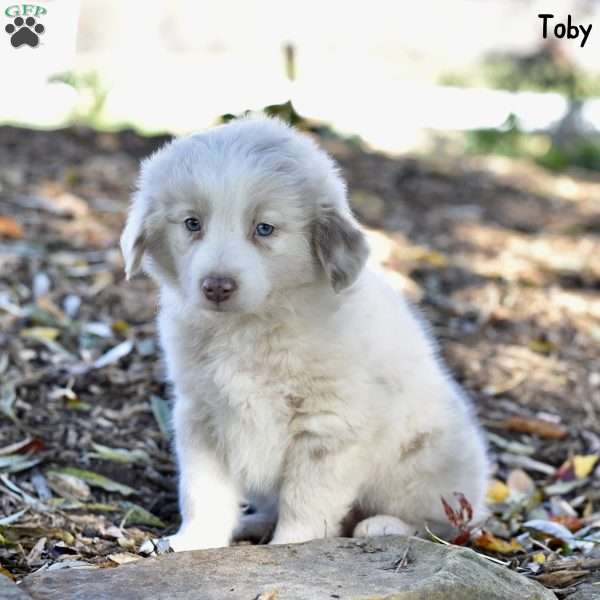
left=121, top=117, right=488, bottom=551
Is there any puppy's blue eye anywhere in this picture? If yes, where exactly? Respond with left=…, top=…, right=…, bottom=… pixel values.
left=255, top=223, right=274, bottom=237
left=184, top=217, right=202, bottom=232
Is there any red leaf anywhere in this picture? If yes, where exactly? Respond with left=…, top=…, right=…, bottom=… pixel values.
left=17, top=438, right=45, bottom=454
left=452, top=530, right=471, bottom=545
left=455, top=492, right=473, bottom=524
left=441, top=496, right=460, bottom=529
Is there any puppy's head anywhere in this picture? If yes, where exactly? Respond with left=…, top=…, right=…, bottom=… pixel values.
left=121, top=117, right=369, bottom=314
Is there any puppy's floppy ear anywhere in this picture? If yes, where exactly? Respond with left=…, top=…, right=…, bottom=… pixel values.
left=312, top=207, right=369, bottom=292
left=120, top=192, right=148, bottom=280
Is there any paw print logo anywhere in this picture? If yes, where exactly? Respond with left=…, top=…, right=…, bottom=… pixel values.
left=5, top=16, right=45, bottom=48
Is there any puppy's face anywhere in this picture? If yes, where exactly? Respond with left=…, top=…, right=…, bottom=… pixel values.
left=121, top=118, right=368, bottom=314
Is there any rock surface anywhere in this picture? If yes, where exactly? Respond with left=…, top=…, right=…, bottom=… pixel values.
left=1, top=576, right=34, bottom=599
left=22, top=536, right=556, bottom=600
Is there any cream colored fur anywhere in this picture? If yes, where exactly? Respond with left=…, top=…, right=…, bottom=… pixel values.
left=121, top=116, right=488, bottom=551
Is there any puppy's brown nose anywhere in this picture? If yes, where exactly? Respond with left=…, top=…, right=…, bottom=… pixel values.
left=202, top=276, right=238, bottom=303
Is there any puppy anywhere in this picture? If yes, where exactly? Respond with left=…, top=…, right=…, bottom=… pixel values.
left=121, top=117, right=488, bottom=551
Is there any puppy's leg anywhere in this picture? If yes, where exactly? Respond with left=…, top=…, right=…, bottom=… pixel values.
left=169, top=404, right=240, bottom=551
left=359, top=425, right=488, bottom=539
left=270, top=442, right=365, bottom=545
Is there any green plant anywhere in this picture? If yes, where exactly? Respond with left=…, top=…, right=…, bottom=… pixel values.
left=465, top=114, right=600, bottom=173
left=49, top=70, right=108, bottom=126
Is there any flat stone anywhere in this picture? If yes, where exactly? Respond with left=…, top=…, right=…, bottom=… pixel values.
left=22, top=535, right=556, bottom=600
left=0, top=575, right=34, bottom=599
left=568, top=584, right=600, bottom=600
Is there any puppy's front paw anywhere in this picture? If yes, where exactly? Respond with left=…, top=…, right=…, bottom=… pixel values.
left=269, top=525, right=316, bottom=545
left=168, top=529, right=230, bottom=552
left=353, top=515, right=415, bottom=538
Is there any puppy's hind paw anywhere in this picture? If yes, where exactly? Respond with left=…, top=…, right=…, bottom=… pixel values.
left=353, top=515, right=416, bottom=538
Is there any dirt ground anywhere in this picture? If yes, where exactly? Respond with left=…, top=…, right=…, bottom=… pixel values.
left=0, top=124, right=599, bottom=596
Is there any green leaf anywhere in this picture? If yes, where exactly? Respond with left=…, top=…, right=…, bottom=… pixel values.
left=120, top=502, right=166, bottom=528
left=0, top=383, right=16, bottom=422
left=0, top=454, right=41, bottom=474
left=0, top=526, right=75, bottom=545
left=150, top=395, right=171, bottom=439
left=46, top=467, right=136, bottom=497
left=89, top=443, right=150, bottom=464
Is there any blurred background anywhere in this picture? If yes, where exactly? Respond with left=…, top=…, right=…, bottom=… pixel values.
left=2, top=0, right=600, bottom=588
left=6, top=0, right=600, bottom=160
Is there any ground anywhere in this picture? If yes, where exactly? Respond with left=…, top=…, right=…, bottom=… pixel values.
left=0, top=124, right=599, bottom=597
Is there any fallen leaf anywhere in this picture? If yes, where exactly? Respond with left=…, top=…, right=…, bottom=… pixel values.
left=524, top=519, right=573, bottom=542
left=544, top=479, right=587, bottom=496
left=46, top=467, right=136, bottom=497
left=535, top=570, right=588, bottom=588
left=0, top=454, right=41, bottom=474
left=107, top=552, right=140, bottom=565
left=35, top=296, right=66, bottom=322
left=0, top=565, right=15, bottom=580
left=20, top=327, right=60, bottom=343
left=486, top=432, right=535, bottom=455
left=532, top=552, right=546, bottom=565
left=574, top=455, right=598, bottom=479
left=483, top=373, right=527, bottom=396
left=26, top=536, right=46, bottom=566
left=0, top=216, right=23, bottom=239
left=498, top=453, right=556, bottom=476
left=1, top=526, right=75, bottom=545
left=528, top=339, right=556, bottom=355
left=92, top=340, right=134, bottom=370
left=0, top=509, right=26, bottom=526
left=495, top=415, right=568, bottom=440
left=506, top=469, right=536, bottom=496
left=46, top=471, right=91, bottom=500
left=551, top=515, right=584, bottom=533
left=473, top=531, right=523, bottom=554
left=89, top=444, right=150, bottom=465
left=111, top=320, right=130, bottom=335
left=120, top=502, right=166, bottom=528
left=554, top=458, right=575, bottom=481
left=150, top=395, right=171, bottom=439
left=486, top=479, right=509, bottom=503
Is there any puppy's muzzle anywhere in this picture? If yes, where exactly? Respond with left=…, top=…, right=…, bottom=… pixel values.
left=201, top=276, right=238, bottom=304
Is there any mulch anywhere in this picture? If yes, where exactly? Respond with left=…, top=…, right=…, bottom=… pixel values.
left=1, top=124, right=599, bottom=597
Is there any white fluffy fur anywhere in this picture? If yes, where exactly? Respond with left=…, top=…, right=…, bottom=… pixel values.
left=121, top=117, right=488, bottom=551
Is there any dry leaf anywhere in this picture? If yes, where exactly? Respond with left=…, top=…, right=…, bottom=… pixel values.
left=47, top=471, right=91, bottom=500
left=0, top=216, right=23, bottom=239
left=506, top=468, right=535, bottom=496
left=496, top=416, right=568, bottom=440
left=473, top=531, right=522, bottom=554
left=524, top=519, right=573, bottom=542
left=528, top=339, right=556, bottom=355
left=574, top=455, right=599, bottom=479
left=107, top=552, right=140, bottom=566
left=0, top=565, right=15, bottom=580
left=535, top=570, right=588, bottom=588
left=532, top=552, right=546, bottom=565
left=551, top=515, right=584, bottom=533
left=20, top=327, right=60, bottom=342
left=92, top=340, right=134, bottom=370
left=46, top=467, right=136, bottom=496
left=486, top=479, right=509, bottom=503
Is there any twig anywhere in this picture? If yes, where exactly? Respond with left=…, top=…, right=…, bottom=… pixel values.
left=545, top=557, right=600, bottom=573
left=424, top=524, right=510, bottom=567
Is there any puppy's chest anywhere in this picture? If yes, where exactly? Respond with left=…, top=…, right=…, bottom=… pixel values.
left=199, top=332, right=327, bottom=487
